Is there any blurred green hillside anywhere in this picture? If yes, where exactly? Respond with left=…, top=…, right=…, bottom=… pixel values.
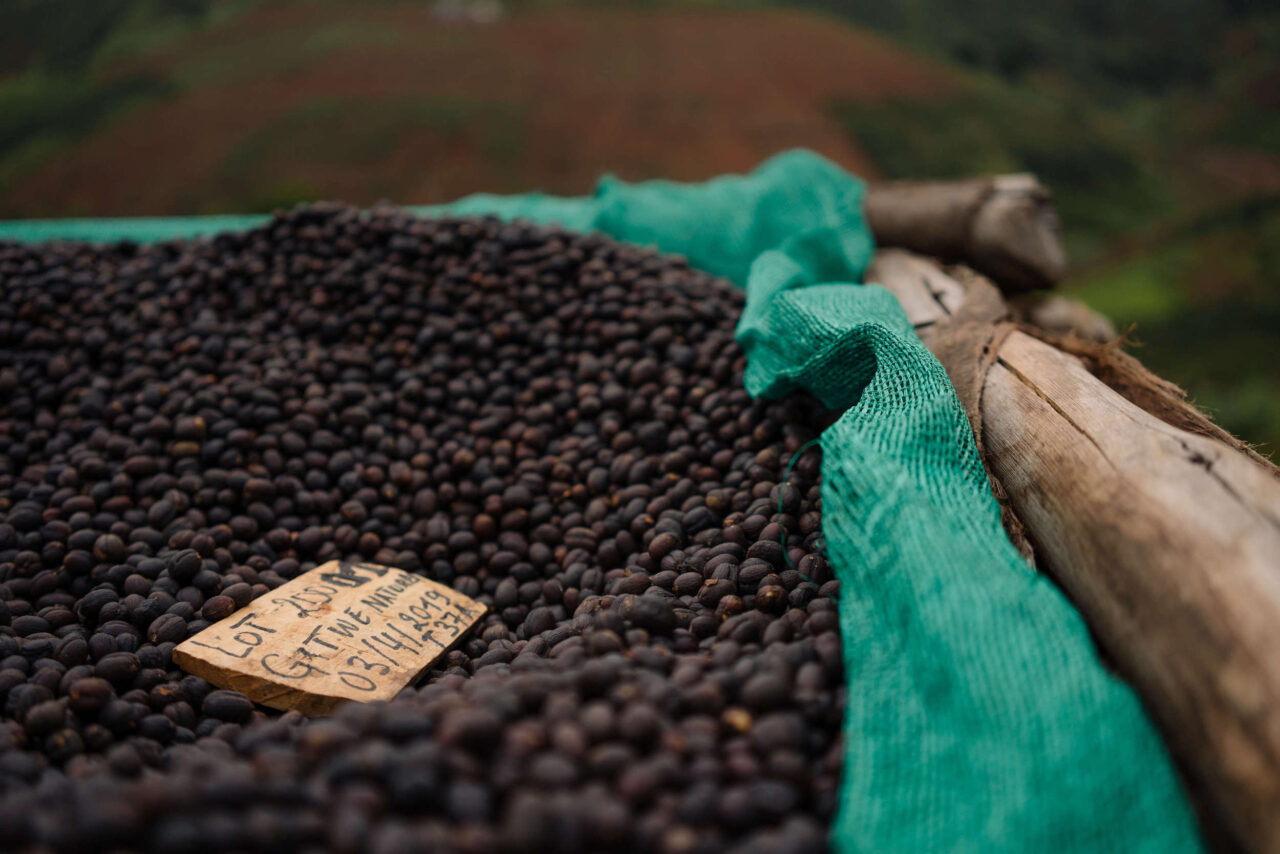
left=1, top=0, right=1277, bottom=450
left=809, top=0, right=1280, bottom=451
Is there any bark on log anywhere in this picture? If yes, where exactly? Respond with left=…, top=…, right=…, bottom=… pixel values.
left=865, top=175, right=1067, bottom=292
left=1009, top=293, right=1117, bottom=343
left=867, top=249, right=1280, bottom=854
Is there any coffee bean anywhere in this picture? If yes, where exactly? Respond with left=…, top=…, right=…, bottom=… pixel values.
left=200, top=595, right=237, bottom=623
left=22, top=701, right=65, bottom=737
left=67, top=678, right=114, bottom=714
left=174, top=417, right=206, bottom=442
left=0, top=212, right=841, bottom=851
left=11, top=615, right=49, bottom=637
left=446, top=780, right=494, bottom=823
left=523, top=607, right=557, bottom=637
left=94, top=652, right=140, bottom=685
left=92, top=534, right=125, bottom=564
left=147, top=613, right=187, bottom=645
left=440, top=708, right=502, bottom=750
left=623, top=596, right=677, bottom=636
left=168, top=550, right=203, bottom=584
left=201, top=690, right=253, bottom=723
left=741, top=673, right=790, bottom=711
left=648, top=532, right=681, bottom=563
left=672, top=572, right=703, bottom=597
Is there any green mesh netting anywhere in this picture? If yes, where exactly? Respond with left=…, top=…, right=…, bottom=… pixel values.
left=0, top=151, right=1203, bottom=853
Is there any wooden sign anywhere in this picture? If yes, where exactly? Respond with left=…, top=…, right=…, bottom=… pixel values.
left=173, top=561, right=485, bottom=715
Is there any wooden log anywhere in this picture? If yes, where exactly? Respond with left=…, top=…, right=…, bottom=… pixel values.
left=867, top=249, right=1280, bottom=854
left=1009, top=293, right=1117, bottom=343
left=865, top=174, right=1067, bottom=292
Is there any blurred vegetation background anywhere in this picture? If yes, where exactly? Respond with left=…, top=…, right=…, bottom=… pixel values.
left=1, top=0, right=1277, bottom=451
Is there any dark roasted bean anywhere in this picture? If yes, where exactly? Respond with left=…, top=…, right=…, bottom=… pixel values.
left=67, top=677, right=114, bottom=714
left=201, top=690, right=254, bottom=723
left=22, top=700, right=65, bottom=738
left=200, top=595, right=237, bottom=623
left=93, top=652, right=140, bottom=685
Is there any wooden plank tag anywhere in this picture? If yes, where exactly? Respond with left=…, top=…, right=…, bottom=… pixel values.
left=173, top=561, right=485, bottom=715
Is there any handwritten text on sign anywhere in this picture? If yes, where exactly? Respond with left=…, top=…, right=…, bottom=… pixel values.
left=173, top=561, right=484, bottom=715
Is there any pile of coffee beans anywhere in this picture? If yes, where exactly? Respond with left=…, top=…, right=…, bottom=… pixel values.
left=0, top=206, right=844, bottom=853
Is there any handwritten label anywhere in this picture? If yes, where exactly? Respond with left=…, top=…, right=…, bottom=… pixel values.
left=173, top=561, right=484, bottom=715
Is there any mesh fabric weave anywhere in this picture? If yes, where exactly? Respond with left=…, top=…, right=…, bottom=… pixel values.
left=0, top=151, right=1203, bottom=853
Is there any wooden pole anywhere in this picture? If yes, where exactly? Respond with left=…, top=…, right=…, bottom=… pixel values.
left=867, top=249, right=1280, bottom=854
left=865, top=175, right=1067, bottom=292
left=1009, top=293, right=1116, bottom=343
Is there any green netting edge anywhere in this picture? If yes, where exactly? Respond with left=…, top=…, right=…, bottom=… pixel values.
left=0, top=151, right=1203, bottom=853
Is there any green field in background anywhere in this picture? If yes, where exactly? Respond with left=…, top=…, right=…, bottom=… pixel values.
left=1, top=0, right=1276, bottom=451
